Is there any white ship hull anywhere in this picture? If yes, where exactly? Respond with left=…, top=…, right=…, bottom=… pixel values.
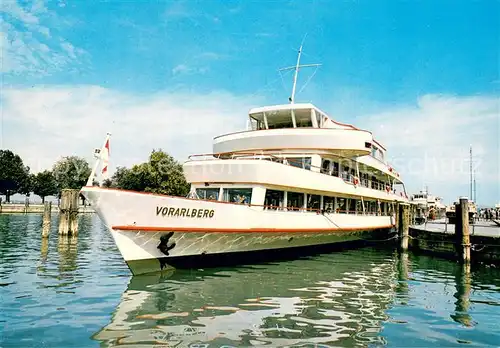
left=81, top=187, right=395, bottom=275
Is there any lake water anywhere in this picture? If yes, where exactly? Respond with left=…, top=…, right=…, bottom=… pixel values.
left=1, top=214, right=499, bottom=347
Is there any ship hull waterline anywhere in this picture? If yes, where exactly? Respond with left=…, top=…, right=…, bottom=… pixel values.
left=81, top=187, right=396, bottom=275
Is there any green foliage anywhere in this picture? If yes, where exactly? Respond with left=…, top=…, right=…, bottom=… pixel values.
left=0, top=149, right=188, bottom=201
left=0, top=150, right=30, bottom=202
left=32, top=171, right=58, bottom=203
left=102, top=178, right=113, bottom=188
left=108, top=149, right=189, bottom=196
left=52, top=156, right=91, bottom=195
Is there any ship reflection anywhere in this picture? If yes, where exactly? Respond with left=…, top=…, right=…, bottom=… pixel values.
left=92, top=249, right=398, bottom=347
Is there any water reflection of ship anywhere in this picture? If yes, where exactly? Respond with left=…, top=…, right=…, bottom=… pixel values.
left=92, top=249, right=399, bottom=347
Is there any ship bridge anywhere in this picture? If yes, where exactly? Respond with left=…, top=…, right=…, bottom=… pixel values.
left=213, top=103, right=374, bottom=158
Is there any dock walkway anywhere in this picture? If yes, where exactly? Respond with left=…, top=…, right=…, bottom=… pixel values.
left=411, top=219, right=500, bottom=238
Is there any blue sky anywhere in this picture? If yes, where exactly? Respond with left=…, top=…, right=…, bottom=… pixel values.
left=1, top=0, right=499, bottom=205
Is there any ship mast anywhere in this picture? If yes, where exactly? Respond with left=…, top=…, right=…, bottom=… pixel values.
left=279, top=39, right=321, bottom=104
left=290, top=43, right=303, bottom=104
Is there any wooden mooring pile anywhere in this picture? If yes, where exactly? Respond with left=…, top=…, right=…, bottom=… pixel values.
left=41, top=189, right=80, bottom=239
left=397, top=197, right=500, bottom=265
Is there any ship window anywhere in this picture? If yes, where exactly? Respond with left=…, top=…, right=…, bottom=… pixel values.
left=287, top=191, right=304, bottom=211
left=378, top=149, right=385, bottom=161
left=381, top=202, right=387, bottom=215
left=196, top=188, right=220, bottom=201
left=321, top=159, right=330, bottom=174
left=264, top=189, right=284, bottom=210
left=295, top=113, right=313, bottom=127
left=316, top=112, right=321, bottom=127
left=356, top=200, right=364, bottom=214
left=323, top=196, right=335, bottom=212
left=287, top=157, right=312, bottom=170
left=342, top=166, right=350, bottom=181
left=332, top=162, right=339, bottom=177
left=371, top=146, right=378, bottom=158
left=223, top=188, right=252, bottom=204
left=337, top=197, right=347, bottom=213
left=307, top=194, right=321, bottom=211
left=349, top=199, right=357, bottom=214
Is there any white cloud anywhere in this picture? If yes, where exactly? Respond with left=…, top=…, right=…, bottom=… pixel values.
left=356, top=94, right=500, bottom=205
left=1, top=85, right=263, bottom=175
left=172, top=63, right=208, bottom=75
left=0, top=0, right=87, bottom=75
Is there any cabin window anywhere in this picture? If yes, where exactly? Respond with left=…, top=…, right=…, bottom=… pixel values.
left=287, top=157, right=312, bottom=170
left=378, top=149, right=385, bottom=161
left=323, top=196, right=335, bottom=212
left=356, top=200, right=364, bottom=214
left=332, top=162, right=339, bottom=177
left=296, top=115, right=313, bottom=127
left=342, top=166, right=351, bottom=181
left=264, top=190, right=284, bottom=209
left=196, top=188, right=220, bottom=201
left=223, top=188, right=252, bottom=204
left=337, top=197, right=347, bottom=213
left=361, top=173, right=369, bottom=187
left=371, top=146, right=378, bottom=158
left=307, top=194, right=321, bottom=211
left=321, top=159, right=331, bottom=174
left=316, top=112, right=321, bottom=127
left=349, top=199, right=357, bottom=214
left=287, top=191, right=304, bottom=211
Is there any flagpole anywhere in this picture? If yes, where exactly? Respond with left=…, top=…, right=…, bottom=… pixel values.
left=86, top=133, right=111, bottom=186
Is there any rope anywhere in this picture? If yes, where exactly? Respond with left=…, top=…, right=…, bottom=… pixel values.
left=321, top=212, right=341, bottom=228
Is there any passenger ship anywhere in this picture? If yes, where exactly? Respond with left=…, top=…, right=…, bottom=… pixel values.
left=81, top=48, right=409, bottom=275
left=410, top=188, right=446, bottom=222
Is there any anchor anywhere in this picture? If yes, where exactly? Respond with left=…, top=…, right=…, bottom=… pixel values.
left=157, top=232, right=176, bottom=256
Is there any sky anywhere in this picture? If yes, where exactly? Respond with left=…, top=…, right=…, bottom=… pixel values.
left=1, top=0, right=499, bottom=206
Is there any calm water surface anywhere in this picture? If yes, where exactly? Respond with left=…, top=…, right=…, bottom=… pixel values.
left=1, top=214, right=499, bottom=347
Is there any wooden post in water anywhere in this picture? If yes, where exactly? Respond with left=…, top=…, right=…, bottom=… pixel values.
left=395, top=203, right=400, bottom=231
left=398, top=204, right=409, bottom=251
left=455, top=197, right=471, bottom=263
left=42, top=201, right=52, bottom=238
left=58, top=189, right=80, bottom=236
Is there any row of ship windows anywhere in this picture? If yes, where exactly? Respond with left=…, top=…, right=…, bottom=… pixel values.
left=196, top=188, right=252, bottom=204
left=261, top=156, right=393, bottom=192
left=238, top=155, right=392, bottom=193
left=263, top=189, right=392, bottom=215
left=321, top=159, right=392, bottom=191
left=195, top=187, right=392, bottom=215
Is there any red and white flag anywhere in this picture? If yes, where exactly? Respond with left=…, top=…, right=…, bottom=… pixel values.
left=101, top=138, right=110, bottom=179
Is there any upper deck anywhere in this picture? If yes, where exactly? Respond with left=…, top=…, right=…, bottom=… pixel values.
left=213, top=103, right=388, bottom=161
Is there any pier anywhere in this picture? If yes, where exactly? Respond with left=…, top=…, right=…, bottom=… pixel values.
left=406, top=198, right=500, bottom=264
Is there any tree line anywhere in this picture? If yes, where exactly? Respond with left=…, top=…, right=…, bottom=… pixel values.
left=0, top=149, right=189, bottom=204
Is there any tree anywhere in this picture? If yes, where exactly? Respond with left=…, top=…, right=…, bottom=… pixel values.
left=0, top=150, right=30, bottom=202
left=32, top=171, right=58, bottom=203
left=102, top=178, right=113, bottom=188
left=108, top=150, right=190, bottom=196
left=52, top=156, right=91, bottom=196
